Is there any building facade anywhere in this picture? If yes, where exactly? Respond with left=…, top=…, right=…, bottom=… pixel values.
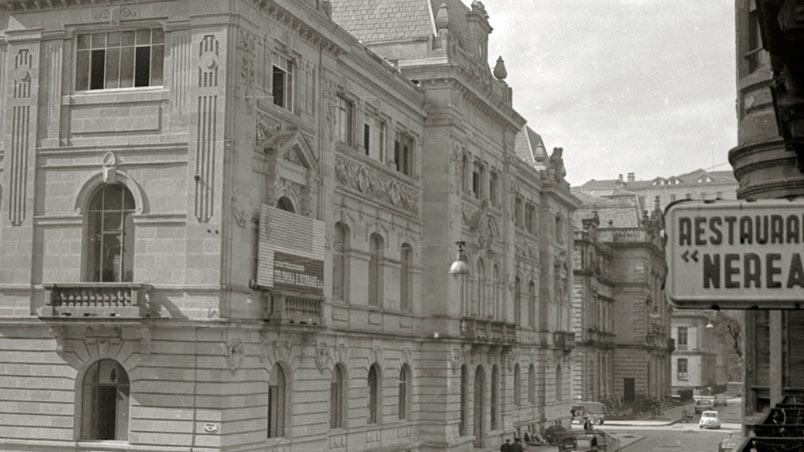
left=0, top=1, right=578, bottom=451
left=732, top=0, right=804, bottom=428
left=570, top=213, right=615, bottom=403
left=670, top=313, right=719, bottom=393
left=571, top=193, right=672, bottom=406
left=577, top=168, right=738, bottom=212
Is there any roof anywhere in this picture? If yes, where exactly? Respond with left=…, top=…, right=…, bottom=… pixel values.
left=331, top=0, right=436, bottom=43
left=572, top=191, right=642, bottom=229
left=514, top=125, right=547, bottom=169
left=576, top=168, right=737, bottom=192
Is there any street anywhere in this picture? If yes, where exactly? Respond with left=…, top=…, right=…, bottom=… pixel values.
left=597, top=398, right=743, bottom=452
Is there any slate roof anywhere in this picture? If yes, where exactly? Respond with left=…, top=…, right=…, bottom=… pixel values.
left=331, top=0, right=436, bottom=43
left=514, top=125, right=547, bottom=169
left=573, top=191, right=642, bottom=229
left=577, top=168, right=737, bottom=192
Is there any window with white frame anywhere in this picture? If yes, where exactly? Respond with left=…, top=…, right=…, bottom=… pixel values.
left=363, top=113, right=386, bottom=162
left=76, top=29, right=164, bottom=91
left=368, top=233, right=384, bottom=307
left=400, top=244, right=413, bottom=312
left=333, top=223, right=350, bottom=302
left=677, top=327, right=688, bottom=350
left=513, top=363, right=521, bottom=406
left=330, top=364, right=346, bottom=429
left=334, top=95, right=353, bottom=145
left=528, top=364, right=535, bottom=404
left=272, top=52, right=294, bottom=111
left=398, top=365, right=410, bottom=420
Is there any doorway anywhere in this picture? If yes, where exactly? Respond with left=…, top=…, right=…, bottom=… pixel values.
left=624, top=378, right=635, bottom=402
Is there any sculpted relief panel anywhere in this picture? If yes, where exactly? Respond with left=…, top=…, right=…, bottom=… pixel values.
left=334, top=155, right=418, bottom=215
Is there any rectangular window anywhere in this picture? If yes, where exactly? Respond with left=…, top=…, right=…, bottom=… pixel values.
left=272, top=52, right=294, bottom=111
left=746, top=9, right=762, bottom=73
left=364, top=114, right=385, bottom=162
left=334, top=96, right=353, bottom=145
left=677, top=358, right=688, bottom=379
left=76, top=29, right=164, bottom=91
left=472, top=170, right=480, bottom=198
left=489, top=172, right=498, bottom=205
left=677, top=326, right=688, bottom=350
left=394, top=133, right=414, bottom=176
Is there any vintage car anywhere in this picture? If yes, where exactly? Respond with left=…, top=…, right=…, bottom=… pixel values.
left=713, top=394, right=728, bottom=407
left=694, top=398, right=714, bottom=414
left=699, top=410, right=721, bottom=429
left=558, top=430, right=621, bottom=452
left=718, top=432, right=742, bottom=452
left=571, top=401, right=606, bottom=425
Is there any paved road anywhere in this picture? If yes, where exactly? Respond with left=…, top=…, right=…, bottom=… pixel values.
left=615, top=427, right=738, bottom=452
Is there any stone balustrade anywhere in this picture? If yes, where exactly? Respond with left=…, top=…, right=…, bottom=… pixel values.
left=39, top=283, right=151, bottom=319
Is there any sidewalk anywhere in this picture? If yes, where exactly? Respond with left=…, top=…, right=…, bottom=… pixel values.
left=603, top=400, right=696, bottom=427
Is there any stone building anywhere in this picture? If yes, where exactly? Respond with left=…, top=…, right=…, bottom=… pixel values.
left=731, top=0, right=804, bottom=430
left=0, top=1, right=578, bottom=451
left=571, top=192, right=672, bottom=405
left=577, top=168, right=738, bottom=212
left=670, top=312, right=720, bottom=394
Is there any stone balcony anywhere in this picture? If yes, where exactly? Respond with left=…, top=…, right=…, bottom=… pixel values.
left=460, top=317, right=517, bottom=344
left=265, top=291, right=325, bottom=328
left=553, top=331, right=576, bottom=351
left=38, top=283, right=152, bottom=320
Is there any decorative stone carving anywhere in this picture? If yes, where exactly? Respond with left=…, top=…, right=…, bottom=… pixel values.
left=257, top=112, right=282, bottom=143
left=403, top=346, right=413, bottom=365
left=49, top=326, right=67, bottom=354
left=314, top=342, right=330, bottom=373
left=283, top=148, right=305, bottom=166
left=225, top=339, right=245, bottom=374
left=102, top=152, right=118, bottom=183
left=136, top=326, right=151, bottom=358
left=334, top=156, right=419, bottom=214
left=237, top=28, right=256, bottom=104
left=95, top=6, right=136, bottom=24
left=370, top=344, right=381, bottom=364
left=448, top=347, right=462, bottom=374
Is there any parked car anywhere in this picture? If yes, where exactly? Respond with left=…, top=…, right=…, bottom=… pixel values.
left=694, top=398, right=714, bottom=414
left=713, top=395, right=728, bottom=407
left=571, top=401, right=606, bottom=425
left=699, top=410, right=721, bottom=429
left=558, top=430, right=621, bottom=452
left=718, top=433, right=742, bottom=452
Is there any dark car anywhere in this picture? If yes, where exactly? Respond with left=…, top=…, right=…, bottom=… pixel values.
left=694, top=398, right=714, bottom=414
left=713, top=395, right=728, bottom=407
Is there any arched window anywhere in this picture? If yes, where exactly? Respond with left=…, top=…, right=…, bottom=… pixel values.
left=330, top=364, right=346, bottom=429
left=491, top=364, right=499, bottom=430
left=86, top=184, right=136, bottom=282
left=268, top=363, right=288, bottom=438
left=367, top=363, right=381, bottom=424
left=276, top=196, right=295, bottom=212
left=513, top=363, right=521, bottom=406
left=369, top=233, right=384, bottom=307
left=399, top=365, right=410, bottom=420
left=514, top=276, right=522, bottom=325
left=528, top=364, right=535, bottom=404
left=81, top=359, right=129, bottom=440
left=400, top=244, right=413, bottom=312
left=556, top=365, right=563, bottom=401
left=459, top=365, right=468, bottom=436
left=555, top=215, right=563, bottom=242
left=515, top=197, right=523, bottom=227
left=333, top=223, right=350, bottom=301
left=528, top=281, right=536, bottom=329
left=491, top=264, right=499, bottom=319
left=474, top=258, right=485, bottom=317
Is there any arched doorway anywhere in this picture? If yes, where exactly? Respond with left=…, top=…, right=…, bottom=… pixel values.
left=275, top=196, right=294, bottom=212
left=473, top=365, right=485, bottom=447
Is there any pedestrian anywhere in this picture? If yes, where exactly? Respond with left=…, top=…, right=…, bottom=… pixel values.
left=523, top=431, right=531, bottom=443
left=500, top=438, right=511, bottom=452
left=511, top=437, right=524, bottom=452
left=583, top=415, right=594, bottom=432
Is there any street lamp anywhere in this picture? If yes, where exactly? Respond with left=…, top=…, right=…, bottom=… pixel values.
left=449, top=240, right=471, bottom=276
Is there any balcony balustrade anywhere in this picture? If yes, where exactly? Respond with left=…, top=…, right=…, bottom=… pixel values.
left=552, top=331, right=575, bottom=350
left=39, top=283, right=152, bottom=319
left=460, top=318, right=516, bottom=344
left=266, top=292, right=324, bottom=327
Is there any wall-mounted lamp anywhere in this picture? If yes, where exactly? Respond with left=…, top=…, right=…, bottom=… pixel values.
left=449, top=240, right=471, bottom=276
left=706, top=320, right=714, bottom=329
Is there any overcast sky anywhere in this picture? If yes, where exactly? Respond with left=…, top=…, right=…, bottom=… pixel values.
left=482, top=0, right=737, bottom=186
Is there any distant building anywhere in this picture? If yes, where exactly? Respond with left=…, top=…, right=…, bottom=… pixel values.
left=577, top=169, right=738, bottom=212
left=670, top=312, right=720, bottom=394
left=572, top=192, right=672, bottom=405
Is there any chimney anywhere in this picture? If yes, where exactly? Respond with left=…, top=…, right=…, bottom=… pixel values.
left=627, top=172, right=635, bottom=183
left=618, top=174, right=623, bottom=182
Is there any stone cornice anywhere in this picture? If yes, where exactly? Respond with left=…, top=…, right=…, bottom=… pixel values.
left=250, top=0, right=350, bottom=58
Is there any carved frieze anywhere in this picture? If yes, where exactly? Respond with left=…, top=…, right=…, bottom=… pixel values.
left=225, top=339, right=245, bottom=374
left=256, top=112, right=282, bottom=143
left=334, top=156, right=418, bottom=214
left=237, top=28, right=257, bottom=103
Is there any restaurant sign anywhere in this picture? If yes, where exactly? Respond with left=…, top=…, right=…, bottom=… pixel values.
left=257, top=204, right=325, bottom=295
left=665, top=199, right=804, bottom=309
